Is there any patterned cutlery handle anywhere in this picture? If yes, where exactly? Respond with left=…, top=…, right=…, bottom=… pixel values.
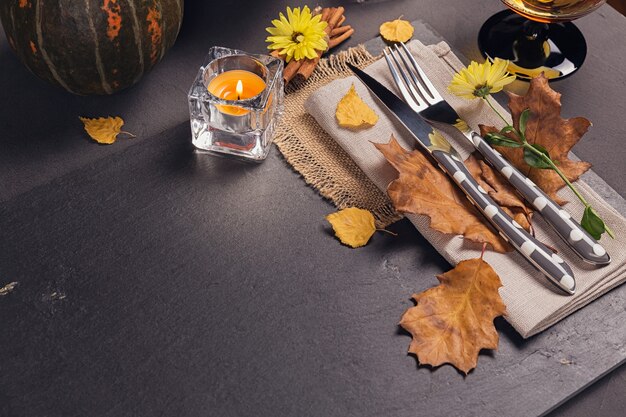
left=469, top=132, right=610, bottom=266
left=430, top=149, right=576, bottom=295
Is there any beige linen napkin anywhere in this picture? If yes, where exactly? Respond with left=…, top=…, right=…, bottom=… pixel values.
left=304, top=40, right=626, bottom=338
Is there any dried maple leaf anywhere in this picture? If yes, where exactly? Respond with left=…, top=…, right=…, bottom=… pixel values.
left=79, top=116, right=135, bottom=145
left=379, top=18, right=414, bottom=43
left=335, top=84, right=379, bottom=129
left=400, top=258, right=506, bottom=374
left=465, top=152, right=533, bottom=231
left=326, top=207, right=376, bottom=248
left=374, top=135, right=510, bottom=253
left=479, top=74, right=591, bottom=204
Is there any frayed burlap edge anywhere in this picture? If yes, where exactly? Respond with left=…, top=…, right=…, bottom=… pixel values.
left=274, top=45, right=402, bottom=228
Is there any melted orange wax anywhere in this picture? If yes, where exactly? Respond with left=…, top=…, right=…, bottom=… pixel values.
left=207, top=70, right=266, bottom=116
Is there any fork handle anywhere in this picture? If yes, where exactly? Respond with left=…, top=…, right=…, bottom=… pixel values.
left=431, top=149, right=576, bottom=294
left=469, top=132, right=610, bottom=266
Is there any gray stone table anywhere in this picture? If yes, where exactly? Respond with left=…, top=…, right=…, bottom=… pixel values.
left=1, top=1, right=625, bottom=416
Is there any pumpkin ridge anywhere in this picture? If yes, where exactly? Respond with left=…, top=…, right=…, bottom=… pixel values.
left=85, top=0, right=113, bottom=94
left=126, top=0, right=146, bottom=82
left=34, top=0, right=76, bottom=93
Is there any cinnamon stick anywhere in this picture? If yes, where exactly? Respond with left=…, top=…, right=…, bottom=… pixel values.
left=283, top=59, right=303, bottom=83
left=321, top=7, right=332, bottom=22
left=330, top=25, right=352, bottom=38
left=326, top=7, right=345, bottom=30
left=295, top=59, right=316, bottom=81
left=328, top=28, right=354, bottom=49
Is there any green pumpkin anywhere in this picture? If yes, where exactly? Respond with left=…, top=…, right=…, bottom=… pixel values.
left=0, top=0, right=184, bottom=95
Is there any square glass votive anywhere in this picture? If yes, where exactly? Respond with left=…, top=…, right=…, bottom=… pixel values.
left=188, top=46, right=284, bottom=162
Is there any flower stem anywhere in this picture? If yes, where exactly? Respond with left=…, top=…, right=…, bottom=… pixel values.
left=523, top=142, right=615, bottom=239
left=483, top=97, right=510, bottom=128
left=525, top=144, right=589, bottom=205
left=606, top=224, right=616, bottom=238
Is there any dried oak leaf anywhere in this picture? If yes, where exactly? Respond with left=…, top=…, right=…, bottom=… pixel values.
left=479, top=73, right=591, bottom=204
left=79, top=116, right=135, bottom=145
left=326, top=207, right=376, bottom=248
left=465, top=152, right=533, bottom=231
left=379, top=18, right=414, bottom=43
left=336, top=84, right=379, bottom=129
left=400, top=258, right=506, bottom=374
left=374, top=135, right=509, bottom=253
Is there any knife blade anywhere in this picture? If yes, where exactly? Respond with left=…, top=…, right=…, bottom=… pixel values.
left=348, top=63, right=576, bottom=295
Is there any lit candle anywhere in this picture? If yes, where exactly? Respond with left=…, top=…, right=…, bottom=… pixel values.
left=207, top=70, right=266, bottom=116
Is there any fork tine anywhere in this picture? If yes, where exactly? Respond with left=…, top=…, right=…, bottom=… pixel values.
left=398, top=42, right=442, bottom=102
left=388, top=47, right=425, bottom=109
left=383, top=48, right=421, bottom=112
left=388, top=48, right=428, bottom=111
left=392, top=44, right=434, bottom=104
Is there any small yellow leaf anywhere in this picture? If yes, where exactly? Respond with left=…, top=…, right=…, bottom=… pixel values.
left=379, top=18, right=414, bottom=43
left=79, top=116, right=134, bottom=144
left=326, top=207, right=376, bottom=248
left=427, top=130, right=451, bottom=154
left=454, top=118, right=471, bottom=134
left=335, top=84, right=379, bottom=129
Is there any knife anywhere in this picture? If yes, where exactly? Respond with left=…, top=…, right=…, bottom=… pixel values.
left=348, top=63, right=576, bottom=295
left=388, top=41, right=609, bottom=266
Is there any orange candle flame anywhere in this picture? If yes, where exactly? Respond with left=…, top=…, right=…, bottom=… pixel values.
left=236, top=80, right=243, bottom=100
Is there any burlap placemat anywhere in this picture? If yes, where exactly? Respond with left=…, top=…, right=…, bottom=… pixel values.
left=274, top=46, right=402, bottom=228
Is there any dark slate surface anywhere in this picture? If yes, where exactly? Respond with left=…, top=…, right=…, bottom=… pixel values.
left=1, top=1, right=625, bottom=416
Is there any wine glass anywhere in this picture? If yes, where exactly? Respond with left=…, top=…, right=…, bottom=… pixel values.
left=478, top=0, right=607, bottom=80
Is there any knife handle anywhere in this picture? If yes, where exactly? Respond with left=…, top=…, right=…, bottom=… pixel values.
left=469, top=132, right=610, bottom=266
left=431, top=149, right=576, bottom=295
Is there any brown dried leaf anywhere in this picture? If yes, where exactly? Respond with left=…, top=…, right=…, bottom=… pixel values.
left=374, top=135, right=509, bottom=253
left=400, top=258, right=506, bottom=374
left=479, top=74, right=591, bottom=204
left=465, top=153, right=533, bottom=232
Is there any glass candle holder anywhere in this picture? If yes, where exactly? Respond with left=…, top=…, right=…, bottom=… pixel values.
left=188, top=46, right=284, bottom=162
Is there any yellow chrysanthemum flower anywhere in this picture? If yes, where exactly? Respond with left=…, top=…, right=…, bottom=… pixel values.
left=448, top=58, right=516, bottom=100
left=266, top=6, right=328, bottom=62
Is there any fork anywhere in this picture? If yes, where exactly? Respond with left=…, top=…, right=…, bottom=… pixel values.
left=384, top=42, right=610, bottom=266
left=349, top=60, right=577, bottom=294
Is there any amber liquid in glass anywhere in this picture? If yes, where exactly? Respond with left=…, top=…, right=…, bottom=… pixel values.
left=503, top=0, right=605, bottom=22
